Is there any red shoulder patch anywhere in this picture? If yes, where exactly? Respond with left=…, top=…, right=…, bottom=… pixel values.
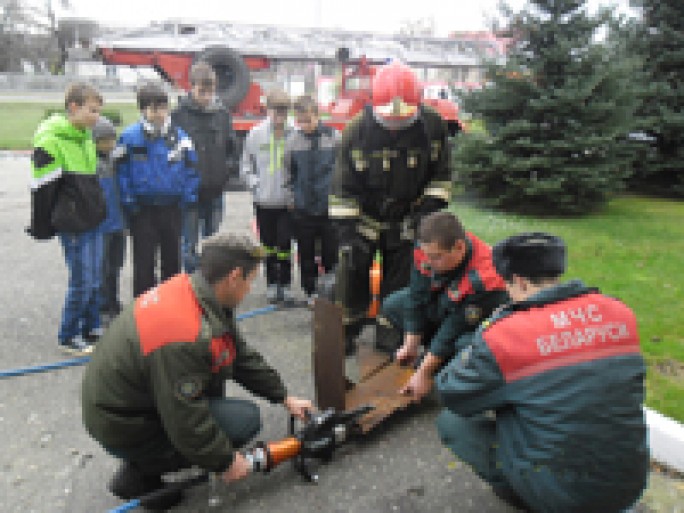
left=413, top=247, right=431, bottom=276
left=448, top=234, right=506, bottom=303
left=484, top=294, right=640, bottom=382
left=210, top=333, right=237, bottom=373
left=134, top=274, right=202, bottom=355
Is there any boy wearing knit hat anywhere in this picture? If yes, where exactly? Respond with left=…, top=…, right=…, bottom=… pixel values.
left=435, top=233, right=648, bottom=512
left=93, top=116, right=126, bottom=327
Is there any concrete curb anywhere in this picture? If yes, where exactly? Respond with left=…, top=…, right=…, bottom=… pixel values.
left=646, top=407, right=684, bottom=473
left=0, top=150, right=31, bottom=158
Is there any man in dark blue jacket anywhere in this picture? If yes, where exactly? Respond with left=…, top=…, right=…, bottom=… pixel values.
left=116, top=83, right=200, bottom=297
left=436, top=233, right=649, bottom=513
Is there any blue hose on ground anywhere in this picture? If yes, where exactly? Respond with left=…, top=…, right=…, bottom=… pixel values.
left=0, top=304, right=278, bottom=379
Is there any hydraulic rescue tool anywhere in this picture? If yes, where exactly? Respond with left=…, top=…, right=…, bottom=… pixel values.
left=110, top=405, right=374, bottom=512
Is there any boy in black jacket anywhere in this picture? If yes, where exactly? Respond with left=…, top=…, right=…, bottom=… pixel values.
left=172, top=62, right=237, bottom=273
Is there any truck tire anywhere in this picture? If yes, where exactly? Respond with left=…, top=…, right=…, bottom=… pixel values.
left=194, top=46, right=250, bottom=109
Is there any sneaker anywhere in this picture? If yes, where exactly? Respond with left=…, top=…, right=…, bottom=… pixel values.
left=306, top=292, right=318, bottom=308
left=84, top=327, right=105, bottom=343
left=281, top=285, right=296, bottom=306
left=100, top=312, right=113, bottom=328
left=59, top=336, right=94, bottom=356
left=266, top=284, right=279, bottom=304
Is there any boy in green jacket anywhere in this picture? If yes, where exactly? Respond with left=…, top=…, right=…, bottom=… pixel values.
left=29, top=82, right=106, bottom=355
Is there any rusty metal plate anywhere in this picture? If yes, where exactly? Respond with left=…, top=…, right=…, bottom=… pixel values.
left=312, top=297, right=346, bottom=411
left=357, top=343, right=391, bottom=382
left=345, top=362, right=415, bottom=433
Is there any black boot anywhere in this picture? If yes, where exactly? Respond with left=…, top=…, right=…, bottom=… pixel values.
left=374, top=320, right=403, bottom=355
left=492, top=485, right=530, bottom=512
left=344, top=320, right=364, bottom=356
left=109, top=461, right=184, bottom=511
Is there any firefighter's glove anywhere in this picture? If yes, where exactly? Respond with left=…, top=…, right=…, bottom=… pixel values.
left=348, top=238, right=372, bottom=271
left=413, top=197, right=447, bottom=228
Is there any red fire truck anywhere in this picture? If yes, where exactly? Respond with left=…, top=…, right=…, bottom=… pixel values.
left=95, top=21, right=466, bottom=185
left=95, top=21, right=465, bottom=131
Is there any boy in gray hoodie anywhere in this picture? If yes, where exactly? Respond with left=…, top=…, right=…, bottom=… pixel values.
left=240, top=89, right=295, bottom=304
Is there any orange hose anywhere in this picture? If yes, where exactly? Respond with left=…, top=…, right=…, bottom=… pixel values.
left=266, top=437, right=302, bottom=467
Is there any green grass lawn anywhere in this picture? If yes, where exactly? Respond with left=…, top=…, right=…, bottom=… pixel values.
left=0, top=102, right=140, bottom=150
left=452, top=195, right=684, bottom=421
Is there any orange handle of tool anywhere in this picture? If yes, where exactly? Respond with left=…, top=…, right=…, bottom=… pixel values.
left=265, top=437, right=302, bottom=468
left=367, top=250, right=382, bottom=318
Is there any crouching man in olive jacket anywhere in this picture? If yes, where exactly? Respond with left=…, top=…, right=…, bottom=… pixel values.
left=82, top=233, right=313, bottom=510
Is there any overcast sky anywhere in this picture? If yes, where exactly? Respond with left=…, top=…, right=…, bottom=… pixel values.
left=52, top=0, right=636, bottom=36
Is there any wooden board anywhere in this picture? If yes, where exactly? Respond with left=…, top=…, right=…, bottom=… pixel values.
left=312, top=298, right=346, bottom=411
left=313, top=297, right=415, bottom=433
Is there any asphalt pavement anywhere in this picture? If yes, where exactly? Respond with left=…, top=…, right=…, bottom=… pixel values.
left=0, top=155, right=680, bottom=512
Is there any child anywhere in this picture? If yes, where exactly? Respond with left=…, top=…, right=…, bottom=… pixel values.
left=116, top=83, right=199, bottom=297
left=93, top=116, right=125, bottom=325
left=240, top=89, right=295, bottom=304
left=284, top=94, right=340, bottom=306
left=172, top=62, right=237, bottom=274
left=28, top=82, right=107, bottom=355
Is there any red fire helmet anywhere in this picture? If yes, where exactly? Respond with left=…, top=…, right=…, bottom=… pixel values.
left=371, top=61, right=421, bottom=127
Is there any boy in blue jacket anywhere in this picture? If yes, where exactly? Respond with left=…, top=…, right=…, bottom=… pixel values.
left=93, top=116, right=125, bottom=326
left=116, top=83, right=199, bottom=297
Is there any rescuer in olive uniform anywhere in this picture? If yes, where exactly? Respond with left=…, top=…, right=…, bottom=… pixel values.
left=436, top=233, right=649, bottom=512
left=82, top=234, right=313, bottom=510
left=329, top=61, right=452, bottom=347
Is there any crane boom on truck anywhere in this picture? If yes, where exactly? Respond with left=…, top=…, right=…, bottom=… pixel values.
left=94, top=19, right=477, bottom=134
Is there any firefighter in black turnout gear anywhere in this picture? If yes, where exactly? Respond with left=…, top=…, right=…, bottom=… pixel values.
left=329, top=61, right=452, bottom=349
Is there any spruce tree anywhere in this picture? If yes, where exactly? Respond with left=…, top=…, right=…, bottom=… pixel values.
left=454, top=0, right=637, bottom=215
left=630, top=0, right=684, bottom=197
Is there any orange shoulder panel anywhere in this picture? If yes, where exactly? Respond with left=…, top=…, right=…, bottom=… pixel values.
left=449, top=234, right=506, bottom=301
left=134, top=274, right=203, bottom=356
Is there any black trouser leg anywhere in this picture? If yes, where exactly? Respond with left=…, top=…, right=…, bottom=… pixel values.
left=256, top=206, right=282, bottom=286
left=380, top=239, right=413, bottom=297
left=101, top=231, right=126, bottom=314
left=155, top=204, right=182, bottom=283
left=274, top=210, right=293, bottom=286
left=319, top=217, right=338, bottom=273
left=294, top=213, right=319, bottom=295
left=131, top=206, right=159, bottom=297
